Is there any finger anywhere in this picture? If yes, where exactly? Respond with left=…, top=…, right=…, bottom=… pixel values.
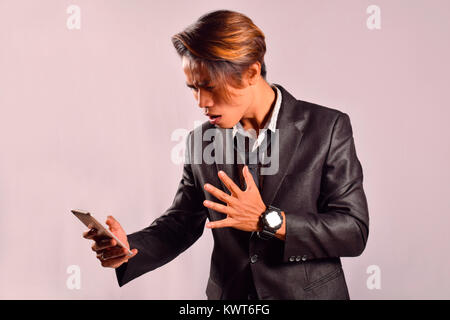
left=203, top=200, right=233, bottom=216
left=127, top=248, right=138, bottom=259
left=100, top=249, right=138, bottom=268
left=243, top=165, right=257, bottom=191
left=106, top=215, right=122, bottom=232
left=218, top=170, right=242, bottom=196
left=83, top=227, right=97, bottom=239
left=204, top=183, right=234, bottom=204
left=205, top=218, right=233, bottom=229
left=83, top=230, right=110, bottom=243
left=96, top=246, right=128, bottom=260
left=91, top=235, right=112, bottom=243
left=91, top=238, right=117, bottom=252
left=99, top=248, right=138, bottom=267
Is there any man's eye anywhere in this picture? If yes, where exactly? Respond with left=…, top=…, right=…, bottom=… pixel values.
left=189, top=86, right=214, bottom=92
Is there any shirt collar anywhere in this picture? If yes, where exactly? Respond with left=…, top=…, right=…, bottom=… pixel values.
left=232, top=83, right=282, bottom=140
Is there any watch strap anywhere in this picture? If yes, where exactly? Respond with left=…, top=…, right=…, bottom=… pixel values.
left=257, top=205, right=283, bottom=240
left=256, top=229, right=274, bottom=240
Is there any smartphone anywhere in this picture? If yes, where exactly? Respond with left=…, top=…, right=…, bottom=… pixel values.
left=71, top=209, right=133, bottom=256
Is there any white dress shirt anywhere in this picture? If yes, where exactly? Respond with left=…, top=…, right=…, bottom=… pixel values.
left=232, top=83, right=282, bottom=153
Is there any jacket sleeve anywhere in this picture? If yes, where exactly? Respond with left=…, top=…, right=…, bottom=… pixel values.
left=115, top=131, right=208, bottom=286
left=282, top=113, right=369, bottom=262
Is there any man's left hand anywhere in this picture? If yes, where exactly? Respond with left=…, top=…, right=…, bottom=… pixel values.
left=203, top=165, right=266, bottom=232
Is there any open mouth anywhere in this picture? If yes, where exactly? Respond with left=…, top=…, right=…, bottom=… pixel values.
left=208, top=114, right=222, bottom=124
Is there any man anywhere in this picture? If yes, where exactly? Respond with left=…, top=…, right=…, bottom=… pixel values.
left=83, top=9, right=369, bottom=300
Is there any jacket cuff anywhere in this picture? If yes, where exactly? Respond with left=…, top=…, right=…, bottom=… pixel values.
left=114, top=232, right=142, bottom=287
left=282, top=212, right=311, bottom=264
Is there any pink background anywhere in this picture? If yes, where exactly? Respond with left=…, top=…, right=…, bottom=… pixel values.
left=0, top=0, right=449, bottom=299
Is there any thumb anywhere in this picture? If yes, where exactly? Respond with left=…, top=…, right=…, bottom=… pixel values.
left=243, top=165, right=256, bottom=190
left=128, top=248, right=138, bottom=259
left=106, top=215, right=121, bottom=232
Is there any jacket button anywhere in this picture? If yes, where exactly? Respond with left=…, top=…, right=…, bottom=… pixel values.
left=289, top=256, right=296, bottom=262
left=250, top=254, right=258, bottom=264
left=301, top=255, right=307, bottom=261
left=295, top=256, right=301, bottom=262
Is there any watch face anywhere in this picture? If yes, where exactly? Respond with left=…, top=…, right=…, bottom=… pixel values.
left=265, top=210, right=282, bottom=228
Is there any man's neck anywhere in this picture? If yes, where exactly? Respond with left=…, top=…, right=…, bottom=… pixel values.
left=239, top=81, right=276, bottom=136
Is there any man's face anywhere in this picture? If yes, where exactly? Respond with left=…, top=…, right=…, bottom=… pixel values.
left=182, top=56, right=253, bottom=128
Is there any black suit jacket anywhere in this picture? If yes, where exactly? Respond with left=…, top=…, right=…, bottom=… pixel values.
left=115, top=83, right=369, bottom=300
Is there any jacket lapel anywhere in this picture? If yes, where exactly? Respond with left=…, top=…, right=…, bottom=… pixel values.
left=212, top=127, right=240, bottom=194
left=260, top=84, right=307, bottom=206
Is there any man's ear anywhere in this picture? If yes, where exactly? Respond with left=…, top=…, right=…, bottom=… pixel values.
left=245, top=61, right=261, bottom=86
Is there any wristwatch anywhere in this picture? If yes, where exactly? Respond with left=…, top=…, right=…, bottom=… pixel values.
left=257, top=205, right=283, bottom=240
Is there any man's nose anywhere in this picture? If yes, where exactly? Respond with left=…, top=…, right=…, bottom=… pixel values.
left=197, top=89, right=213, bottom=110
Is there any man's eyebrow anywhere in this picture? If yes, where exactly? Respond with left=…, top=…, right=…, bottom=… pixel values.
left=185, top=81, right=213, bottom=89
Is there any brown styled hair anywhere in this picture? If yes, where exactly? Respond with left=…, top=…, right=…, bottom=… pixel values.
left=171, top=9, right=267, bottom=103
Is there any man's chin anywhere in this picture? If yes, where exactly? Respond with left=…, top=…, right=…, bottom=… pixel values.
left=216, top=119, right=241, bottom=129
left=216, top=124, right=236, bottom=130
left=213, top=121, right=231, bottom=129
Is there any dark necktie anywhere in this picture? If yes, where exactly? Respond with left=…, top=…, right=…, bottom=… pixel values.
left=233, top=130, right=272, bottom=191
